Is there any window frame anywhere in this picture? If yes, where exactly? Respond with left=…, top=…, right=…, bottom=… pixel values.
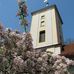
left=39, top=30, right=45, bottom=43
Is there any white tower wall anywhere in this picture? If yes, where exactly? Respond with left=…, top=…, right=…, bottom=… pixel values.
left=30, top=5, right=63, bottom=55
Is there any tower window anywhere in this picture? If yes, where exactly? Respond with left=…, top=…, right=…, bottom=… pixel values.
left=40, top=15, right=45, bottom=27
left=39, top=30, right=45, bottom=42
left=41, top=21, right=45, bottom=27
left=41, top=15, right=45, bottom=19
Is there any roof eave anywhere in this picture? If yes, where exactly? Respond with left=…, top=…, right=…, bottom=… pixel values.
left=31, top=4, right=63, bottom=24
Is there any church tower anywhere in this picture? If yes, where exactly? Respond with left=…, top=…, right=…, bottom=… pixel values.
left=30, top=5, right=63, bottom=55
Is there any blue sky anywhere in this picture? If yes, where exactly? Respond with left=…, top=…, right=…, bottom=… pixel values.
left=0, top=0, right=74, bottom=42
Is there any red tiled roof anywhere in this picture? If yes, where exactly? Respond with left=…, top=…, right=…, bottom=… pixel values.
left=60, top=43, right=74, bottom=57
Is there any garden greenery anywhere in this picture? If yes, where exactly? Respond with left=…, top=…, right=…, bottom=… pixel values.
left=0, top=24, right=74, bottom=74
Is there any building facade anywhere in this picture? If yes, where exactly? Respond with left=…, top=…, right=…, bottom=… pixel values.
left=30, top=5, right=63, bottom=55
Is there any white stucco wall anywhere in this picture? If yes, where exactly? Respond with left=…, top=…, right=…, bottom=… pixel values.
left=36, top=9, right=53, bottom=48
left=31, top=7, right=60, bottom=48
left=30, top=14, right=39, bottom=48
left=46, top=47, right=61, bottom=55
left=55, top=10, right=63, bottom=44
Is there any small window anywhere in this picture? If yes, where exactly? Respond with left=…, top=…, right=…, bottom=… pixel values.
left=41, top=15, right=45, bottom=19
left=40, top=15, right=45, bottom=27
left=41, top=21, right=45, bottom=27
left=39, top=30, right=45, bottom=42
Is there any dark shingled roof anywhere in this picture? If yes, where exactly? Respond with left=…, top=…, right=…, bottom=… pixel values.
left=31, top=4, right=63, bottom=24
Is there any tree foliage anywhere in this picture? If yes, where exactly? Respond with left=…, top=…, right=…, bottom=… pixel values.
left=0, top=25, right=74, bottom=74
left=17, top=0, right=28, bottom=32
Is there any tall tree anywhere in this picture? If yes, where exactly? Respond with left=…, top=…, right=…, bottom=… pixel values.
left=17, top=0, right=28, bottom=32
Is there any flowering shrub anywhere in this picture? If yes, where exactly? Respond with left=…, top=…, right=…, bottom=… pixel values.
left=0, top=25, right=74, bottom=74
